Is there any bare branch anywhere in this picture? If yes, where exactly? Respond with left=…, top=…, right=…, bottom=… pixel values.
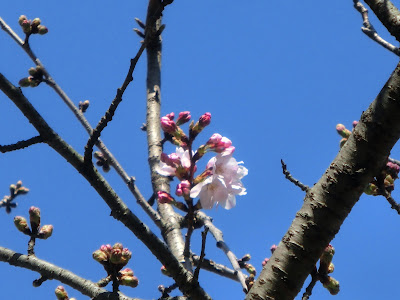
left=0, top=16, right=162, bottom=228
left=84, top=41, right=147, bottom=164
left=363, top=0, right=400, bottom=42
left=281, top=159, right=309, bottom=192
left=192, top=254, right=241, bottom=281
left=353, top=0, right=400, bottom=56
left=193, top=228, right=208, bottom=281
left=0, top=135, right=43, bottom=153
left=196, top=211, right=248, bottom=293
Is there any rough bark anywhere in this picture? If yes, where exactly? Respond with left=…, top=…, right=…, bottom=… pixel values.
left=145, top=0, right=186, bottom=263
left=246, top=61, right=400, bottom=299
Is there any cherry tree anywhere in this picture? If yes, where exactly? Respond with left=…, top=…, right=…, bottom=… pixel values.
left=1, top=1, right=400, bottom=299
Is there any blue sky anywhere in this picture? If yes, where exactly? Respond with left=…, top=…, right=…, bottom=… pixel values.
left=1, top=1, right=400, bottom=299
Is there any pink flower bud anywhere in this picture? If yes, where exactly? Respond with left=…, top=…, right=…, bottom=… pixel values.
left=113, top=243, right=124, bottom=250
left=270, top=244, right=277, bottom=253
left=120, top=268, right=134, bottom=276
left=207, top=133, right=222, bottom=146
left=176, top=111, right=191, bottom=126
left=262, top=258, right=269, bottom=266
left=336, top=124, right=351, bottom=138
left=320, top=244, right=335, bottom=265
left=161, top=117, right=177, bottom=134
left=161, top=265, right=171, bottom=277
left=38, top=224, right=53, bottom=239
left=199, top=112, right=211, bottom=127
left=55, top=286, right=68, bottom=299
left=29, top=206, right=41, bottom=228
left=387, top=161, right=400, bottom=174
left=157, top=191, right=174, bottom=204
left=352, top=120, right=358, bottom=128
left=165, top=112, right=175, bottom=120
left=175, top=180, right=191, bottom=197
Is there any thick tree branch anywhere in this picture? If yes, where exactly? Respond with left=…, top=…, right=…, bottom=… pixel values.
left=363, top=0, right=400, bottom=42
left=144, top=0, right=186, bottom=264
left=246, top=61, right=400, bottom=299
left=0, top=246, right=137, bottom=300
left=0, top=74, right=211, bottom=300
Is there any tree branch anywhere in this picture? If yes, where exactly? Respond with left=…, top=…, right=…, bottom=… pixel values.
left=196, top=211, right=248, bottom=293
left=0, top=135, right=43, bottom=153
left=246, top=61, right=400, bottom=299
left=353, top=0, right=400, bottom=56
left=144, top=0, right=186, bottom=265
left=0, top=246, right=138, bottom=300
left=0, top=73, right=211, bottom=300
left=281, top=159, right=309, bottom=192
left=363, top=0, right=400, bottom=42
left=0, top=16, right=162, bottom=228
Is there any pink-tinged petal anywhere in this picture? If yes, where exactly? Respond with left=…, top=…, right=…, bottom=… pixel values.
left=219, top=193, right=236, bottom=210
left=156, top=162, right=176, bottom=176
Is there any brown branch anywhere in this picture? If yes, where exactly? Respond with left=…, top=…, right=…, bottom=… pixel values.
left=376, top=176, right=400, bottom=214
left=0, top=73, right=211, bottom=300
left=363, top=0, right=400, bottom=42
left=0, top=135, right=44, bottom=153
left=193, top=228, right=208, bottom=281
left=192, top=254, right=241, bottom=281
left=0, top=16, right=162, bottom=228
left=281, top=159, right=309, bottom=192
left=353, top=0, right=400, bottom=56
left=0, top=246, right=138, bottom=300
left=246, top=61, right=400, bottom=299
left=84, top=41, right=147, bottom=164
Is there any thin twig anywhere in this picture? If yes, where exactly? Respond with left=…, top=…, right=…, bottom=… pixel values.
left=192, top=254, right=241, bottom=281
left=376, top=176, right=400, bottom=214
left=281, top=159, right=309, bottom=192
left=193, top=228, right=208, bottom=281
left=353, top=0, right=400, bottom=56
left=0, top=135, right=44, bottom=153
left=196, top=211, right=248, bottom=293
left=0, top=16, right=162, bottom=228
left=301, top=268, right=319, bottom=300
left=84, top=41, right=147, bottom=164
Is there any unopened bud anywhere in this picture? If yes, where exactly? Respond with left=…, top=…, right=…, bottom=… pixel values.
left=37, top=25, right=48, bottom=35
left=93, top=249, right=108, bottom=262
left=157, top=191, right=174, bottom=204
left=18, top=15, right=28, bottom=26
left=19, top=77, right=31, bottom=87
left=120, top=274, right=139, bottom=287
left=14, top=216, right=30, bottom=234
left=31, top=18, right=41, bottom=28
left=323, top=276, right=340, bottom=295
left=320, top=244, right=335, bottom=265
left=336, top=124, right=351, bottom=138
left=176, top=111, right=191, bottom=126
left=55, top=286, right=68, bottom=299
left=29, top=206, right=41, bottom=228
left=37, top=224, right=53, bottom=239
left=79, top=100, right=90, bottom=112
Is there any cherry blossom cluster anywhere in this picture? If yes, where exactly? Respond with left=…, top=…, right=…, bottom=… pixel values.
left=157, top=111, right=248, bottom=210
left=92, top=243, right=139, bottom=288
left=336, top=122, right=400, bottom=195
left=14, top=206, right=53, bottom=240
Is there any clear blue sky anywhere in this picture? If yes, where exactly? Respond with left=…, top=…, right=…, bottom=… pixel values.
left=1, top=1, right=400, bottom=299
